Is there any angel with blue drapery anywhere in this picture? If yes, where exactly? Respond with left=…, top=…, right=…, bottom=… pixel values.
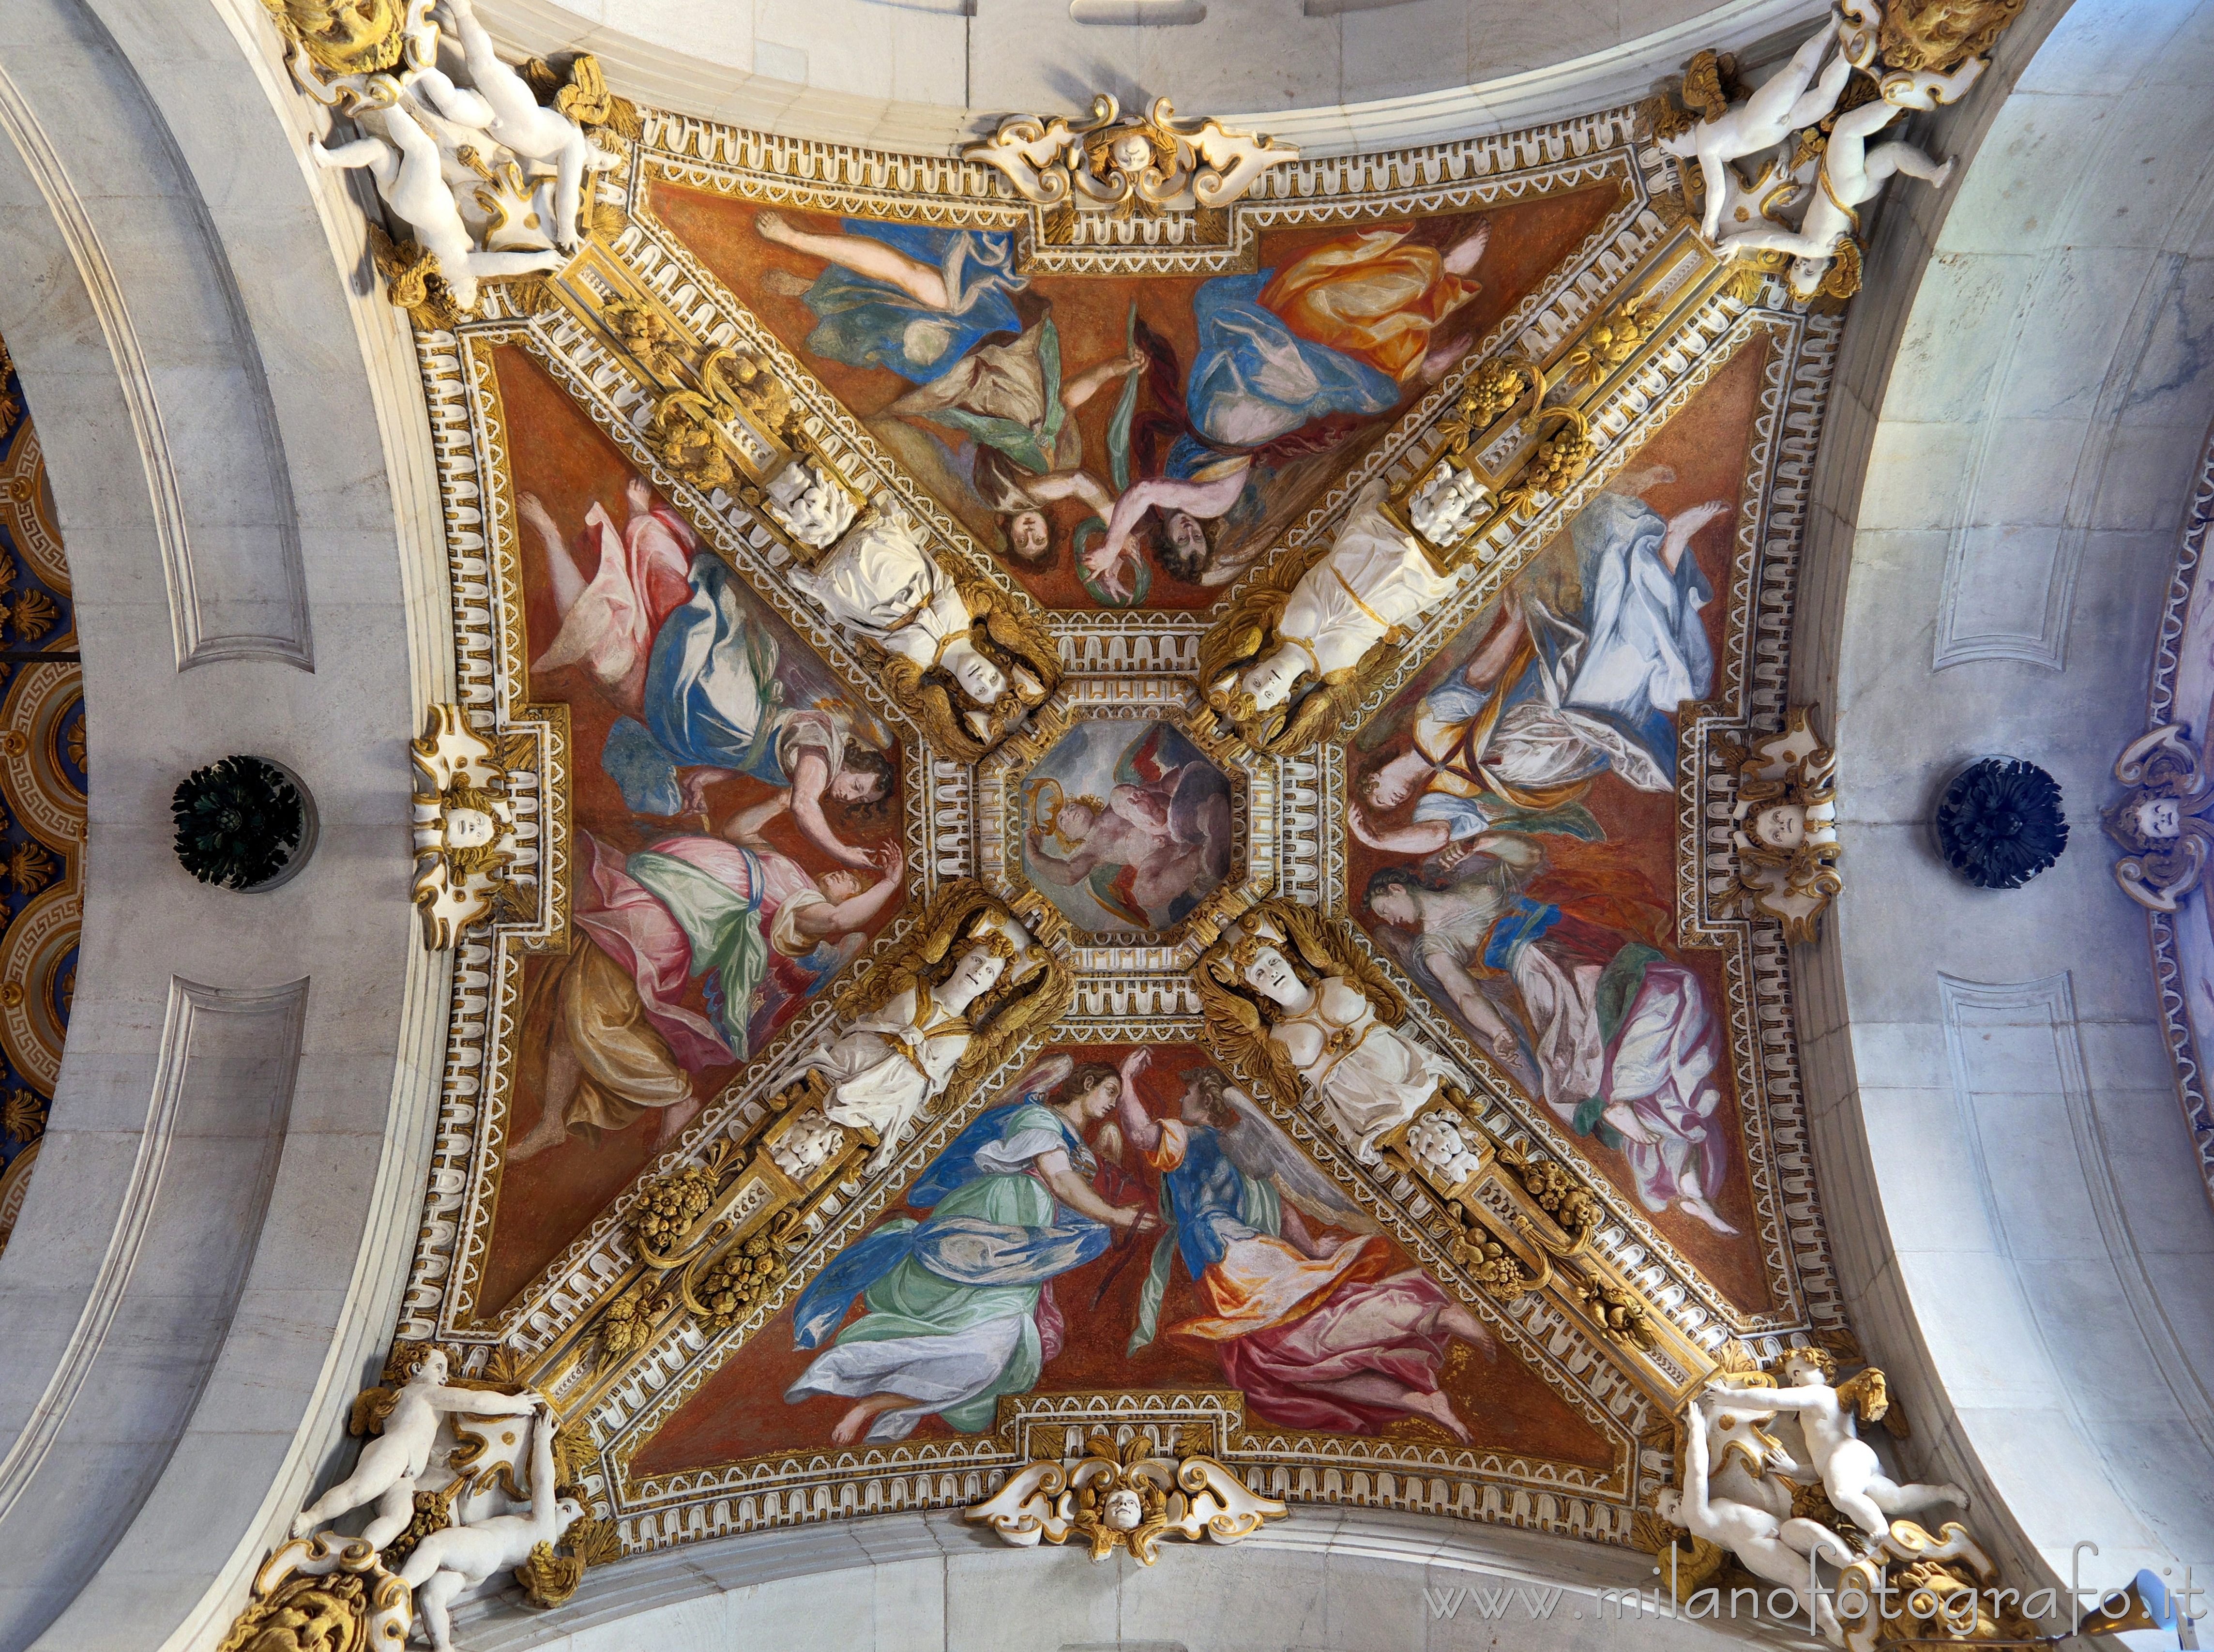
left=518, top=479, right=895, bottom=862
left=785, top=1053, right=1155, bottom=1444
left=1084, top=217, right=1493, bottom=594
left=1108, top=1050, right=1498, bottom=1440
left=1348, top=466, right=1729, bottom=862
left=754, top=212, right=1147, bottom=573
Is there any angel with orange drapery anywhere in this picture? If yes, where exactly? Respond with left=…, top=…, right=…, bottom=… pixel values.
left=1088, top=216, right=1493, bottom=593
left=1108, top=1050, right=1498, bottom=1440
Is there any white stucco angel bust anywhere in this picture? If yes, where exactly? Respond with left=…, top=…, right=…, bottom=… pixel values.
left=800, top=884, right=1069, bottom=1176
left=790, top=514, right=1057, bottom=761
left=762, top=455, right=861, bottom=549
left=1657, top=1387, right=1855, bottom=1644
left=1200, top=483, right=1457, bottom=754
left=1197, top=899, right=1458, bottom=1164
left=1723, top=1346, right=1966, bottom=1547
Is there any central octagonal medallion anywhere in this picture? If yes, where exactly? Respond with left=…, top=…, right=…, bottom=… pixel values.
left=1019, top=720, right=1234, bottom=933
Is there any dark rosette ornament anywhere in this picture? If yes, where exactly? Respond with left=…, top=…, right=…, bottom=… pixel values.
left=172, top=756, right=315, bottom=891
left=1935, top=758, right=2067, bottom=890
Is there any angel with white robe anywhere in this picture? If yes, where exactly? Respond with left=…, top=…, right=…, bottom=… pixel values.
left=790, top=514, right=1056, bottom=758
left=1205, top=912, right=1457, bottom=1165
left=1109, top=1052, right=1496, bottom=1440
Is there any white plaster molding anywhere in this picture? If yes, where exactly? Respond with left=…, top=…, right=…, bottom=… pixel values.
left=0, top=59, right=313, bottom=673
left=152, top=943, right=453, bottom=1652
left=474, top=0, right=1826, bottom=159
left=449, top=1506, right=1798, bottom=1652
left=1943, top=972, right=2214, bottom=1461
left=0, top=977, right=308, bottom=1527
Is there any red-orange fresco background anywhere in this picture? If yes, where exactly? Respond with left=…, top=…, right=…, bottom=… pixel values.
left=476, top=348, right=909, bottom=1317
left=652, top=181, right=1625, bottom=610
left=466, top=190, right=1769, bottom=1477
left=1347, top=339, right=1774, bottom=1311
left=632, top=1044, right=1614, bottom=1476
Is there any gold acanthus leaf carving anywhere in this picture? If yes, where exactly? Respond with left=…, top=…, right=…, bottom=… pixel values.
left=964, top=1429, right=1288, bottom=1562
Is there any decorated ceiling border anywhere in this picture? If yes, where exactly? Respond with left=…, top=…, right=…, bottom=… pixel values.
left=621, top=113, right=1669, bottom=632
left=594, top=1031, right=1651, bottom=1555
left=378, top=79, right=1862, bottom=1571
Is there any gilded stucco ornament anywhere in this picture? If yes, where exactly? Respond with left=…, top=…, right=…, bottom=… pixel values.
left=640, top=347, right=803, bottom=495
left=964, top=95, right=1298, bottom=216
left=964, top=1429, right=1287, bottom=1562
left=1657, top=2, right=1995, bottom=303
left=1199, top=483, right=1460, bottom=756
left=1376, top=353, right=1603, bottom=564
left=1641, top=1344, right=1978, bottom=1646
left=213, top=1533, right=411, bottom=1652
left=1714, top=708, right=1842, bottom=942
left=2105, top=724, right=2214, bottom=911
left=1378, top=1096, right=1672, bottom=1357
left=410, top=705, right=522, bottom=948
left=251, top=1343, right=614, bottom=1651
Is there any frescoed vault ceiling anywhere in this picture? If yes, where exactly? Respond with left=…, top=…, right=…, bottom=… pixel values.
left=395, top=93, right=1853, bottom=1561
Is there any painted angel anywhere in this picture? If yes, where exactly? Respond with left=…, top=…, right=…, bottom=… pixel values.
left=1025, top=728, right=1233, bottom=929
left=799, top=883, right=1070, bottom=1175
left=1196, top=899, right=1459, bottom=1164
left=786, top=1051, right=1154, bottom=1442
left=1200, top=482, right=1456, bottom=753
left=790, top=513, right=1057, bottom=760
left=1109, top=1050, right=1496, bottom=1440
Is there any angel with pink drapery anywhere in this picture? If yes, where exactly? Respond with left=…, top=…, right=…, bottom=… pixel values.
left=1108, top=1049, right=1498, bottom=1440
left=519, top=479, right=892, bottom=862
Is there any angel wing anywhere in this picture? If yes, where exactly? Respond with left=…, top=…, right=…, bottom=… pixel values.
left=1194, top=578, right=1285, bottom=694
left=1216, top=1086, right=1378, bottom=1233
left=1259, top=666, right=1378, bottom=756
left=955, top=955, right=1075, bottom=1090
left=1194, top=961, right=1305, bottom=1117
left=348, top=1385, right=399, bottom=1438
left=965, top=581, right=1062, bottom=704
left=992, top=1051, right=1074, bottom=1109
left=1835, top=1366, right=1891, bottom=1425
